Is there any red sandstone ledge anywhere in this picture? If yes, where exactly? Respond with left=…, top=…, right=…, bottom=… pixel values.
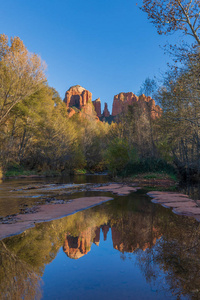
left=147, top=191, right=200, bottom=221
left=91, top=183, right=141, bottom=195
left=0, top=196, right=113, bottom=241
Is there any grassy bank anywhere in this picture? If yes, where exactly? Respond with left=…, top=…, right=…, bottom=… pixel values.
left=114, top=171, right=178, bottom=191
left=3, top=164, right=61, bottom=178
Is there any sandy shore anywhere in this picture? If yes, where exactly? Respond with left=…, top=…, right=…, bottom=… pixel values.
left=0, top=196, right=113, bottom=240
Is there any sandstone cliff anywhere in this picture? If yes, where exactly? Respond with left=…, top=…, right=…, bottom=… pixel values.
left=92, top=98, right=101, bottom=117
left=112, top=92, right=138, bottom=116
left=102, top=103, right=110, bottom=118
left=64, top=85, right=99, bottom=120
left=63, top=228, right=93, bottom=259
left=64, top=85, right=92, bottom=109
left=112, top=92, right=162, bottom=119
left=64, top=85, right=161, bottom=121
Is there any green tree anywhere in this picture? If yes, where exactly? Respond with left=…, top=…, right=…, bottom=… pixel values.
left=0, top=34, right=46, bottom=125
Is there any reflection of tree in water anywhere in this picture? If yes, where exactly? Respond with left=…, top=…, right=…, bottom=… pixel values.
left=178, top=182, right=200, bottom=201
left=136, top=213, right=200, bottom=299
left=0, top=203, right=110, bottom=299
left=2, top=195, right=200, bottom=299
left=0, top=241, right=42, bottom=300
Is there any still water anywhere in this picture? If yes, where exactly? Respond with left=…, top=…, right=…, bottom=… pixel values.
left=0, top=176, right=200, bottom=300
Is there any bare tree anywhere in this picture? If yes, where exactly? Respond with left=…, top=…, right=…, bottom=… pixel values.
left=141, top=0, right=200, bottom=45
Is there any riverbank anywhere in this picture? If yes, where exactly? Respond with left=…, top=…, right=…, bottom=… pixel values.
left=0, top=182, right=142, bottom=240
left=1, top=177, right=200, bottom=242
left=0, top=196, right=113, bottom=240
left=115, top=172, right=178, bottom=190
left=147, top=191, right=200, bottom=222
left=3, top=168, right=108, bottom=179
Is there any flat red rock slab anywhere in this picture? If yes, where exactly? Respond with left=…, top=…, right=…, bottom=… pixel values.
left=0, top=196, right=113, bottom=241
left=152, top=197, right=192, bottom=203
left=93, top=184, right=123, bottom=190
left=148, top=191, right=200, bottom=222
left=173, top=207, right=200, bottom=215
left=92, top=184, right=140, bottom=195
left=160, top=201, right=197, bottom=209
left=148, top=192, right=189, bottom=198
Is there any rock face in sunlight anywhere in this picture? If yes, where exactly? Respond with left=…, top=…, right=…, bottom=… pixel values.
left=64, top=85, right=98, bottom=120
left=64, top=85, right=92, bottom=109
left=112, top=92, right=162, bottom=119
left=112, top=92, right=138, bottom=116
left=64, top=85, right=162, bottom=121
left=63, top=227, right=98, bottom=259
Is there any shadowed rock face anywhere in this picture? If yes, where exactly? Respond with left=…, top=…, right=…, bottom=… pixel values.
left=102, top=225, right=109, bottom=241
left=92, top=98, right=101, bottom=117
left=67, top=107, right=76, bottom=117
left=112, top=92, right=162, bottom=119
left=64, top=85, right=92, bottom=109
left=102, top=103, right=110, bottom=117
left=111, top=226, right=161, bottom=253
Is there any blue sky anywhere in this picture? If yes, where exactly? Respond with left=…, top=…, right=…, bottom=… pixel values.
left=0, top=0, right=181, bottom=111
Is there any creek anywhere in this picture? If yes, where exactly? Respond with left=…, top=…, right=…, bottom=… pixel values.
left=0, top=175, right=200, bottom=300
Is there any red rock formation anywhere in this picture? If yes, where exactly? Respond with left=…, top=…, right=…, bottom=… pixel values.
left=63, top=226, right=102, bottom=259
left=64, top=86, right=162, bottom=121
left=63, top=228, right=92, bottom=259
left=92, top=98, right=101, bottom=117
left=111, top=227, right=137, bottom=253
left=64, top=85, right=92, bottom=109
left=93, top=227, right=100, bottom=246
left=67, top=107, right=76, bottom=118
left=102, top=225, right=109, bottom=241
left=112, top=92, right=138, bottom=116
left=102, top=103, right=110, bottom=118
left=138, top=94, right=162, bottom=119
left=64, top=86, right=100, bottom=119
left=112, top=92, right=162, bottom=119
left=111, top=225, right=161, bottom=253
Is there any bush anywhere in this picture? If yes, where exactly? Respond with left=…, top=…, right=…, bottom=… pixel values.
left=119, top=158, right=176, bottom=177
left=104, top=138, right=138, bottom=176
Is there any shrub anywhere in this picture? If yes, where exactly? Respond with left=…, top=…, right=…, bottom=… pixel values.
left=104, top=138, right=138, bottom=176
left=119, top=158, right=176, bottom=177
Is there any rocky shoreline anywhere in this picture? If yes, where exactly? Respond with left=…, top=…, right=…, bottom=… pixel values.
left=1, top=181, right=200, bottom=241
left=148, top=191, right=200, bottom=222
left=0, top=183, right=140, bottom=240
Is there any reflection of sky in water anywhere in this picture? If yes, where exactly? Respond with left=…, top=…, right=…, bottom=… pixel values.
left=41, top=228, right=188, bottom=300
left=1, top=176, right=198, bottom=299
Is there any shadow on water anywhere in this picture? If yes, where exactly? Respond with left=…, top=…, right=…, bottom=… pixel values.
left=1, top=184, right=200, bottom=299
left=178, top=180, right=200, bottom=201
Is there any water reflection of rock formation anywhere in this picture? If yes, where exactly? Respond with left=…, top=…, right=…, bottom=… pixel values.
left=111, top=226, right=160, bottom=253
left=63, top=227, right=101, bottom=259
left=63, top=221, right=161, bottom=259
left=2, top=196, right=200, bottom=300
